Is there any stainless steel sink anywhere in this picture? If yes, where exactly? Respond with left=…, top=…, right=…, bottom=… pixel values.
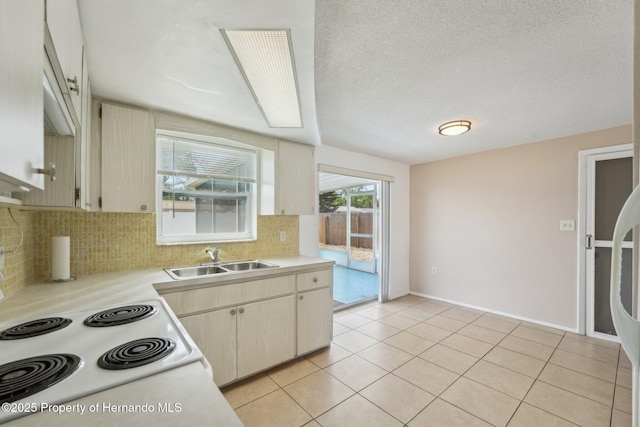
left=220, top=261, right=279, bottom=271
left=164, top=260, right=279, bottom=279
left=165, top=265, right=227, bottom=279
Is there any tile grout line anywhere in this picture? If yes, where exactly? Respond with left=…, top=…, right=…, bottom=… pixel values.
left=505, top=330, right=564, bottom=426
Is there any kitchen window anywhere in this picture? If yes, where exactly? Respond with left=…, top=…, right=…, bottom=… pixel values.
left=156, top=132, right=257, bottom=244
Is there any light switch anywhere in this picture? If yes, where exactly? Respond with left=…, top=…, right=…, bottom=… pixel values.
left=279, top=231, right=286, bottom=242
left=560, top=220, right=575, bottom=231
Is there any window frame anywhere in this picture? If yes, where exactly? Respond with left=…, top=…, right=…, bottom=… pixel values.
left=155, top=130, right=259, bottom=245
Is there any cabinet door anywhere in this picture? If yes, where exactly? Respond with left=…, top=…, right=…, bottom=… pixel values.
left=276, top=140, right=314, bottom=215
left=0, top=0, right=44, bottom=190
left=101, top=103, right=156, bottom=212
left=237, top=295, right=295, bottom=378
left=297, top=287, right=333, bottom=355
left=179, top=309, right=237, bottom=387
left=78, top=63, right=91, bottom=209
left=46, top=0, right=84, bottom=119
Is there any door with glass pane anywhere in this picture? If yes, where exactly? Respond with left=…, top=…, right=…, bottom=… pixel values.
left=586, top=150, right=633, bottom=340
left=347, top=190, right=377, bottom=273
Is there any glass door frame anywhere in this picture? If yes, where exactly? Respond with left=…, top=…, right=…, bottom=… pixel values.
left=579, top=144, right=633, bottom=342
left=346, top=189, right=377, bottom=273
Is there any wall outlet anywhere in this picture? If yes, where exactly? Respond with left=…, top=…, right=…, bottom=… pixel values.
left=0, top=246, right=4, bottom=269
left=560, top=220, right=575, bottom=232
left=279, top=231, right=286, bottom=242
left=431, top=267, right=437, bottom=274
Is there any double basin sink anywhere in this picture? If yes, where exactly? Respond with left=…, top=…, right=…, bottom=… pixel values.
left=165, top=260, right=279, bottom=280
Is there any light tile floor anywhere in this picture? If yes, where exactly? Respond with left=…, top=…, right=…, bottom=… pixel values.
left=221, top=295, right=632, bottom=427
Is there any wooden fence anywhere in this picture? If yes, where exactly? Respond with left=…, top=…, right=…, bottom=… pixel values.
left=319, top=212, right=374, bottom=249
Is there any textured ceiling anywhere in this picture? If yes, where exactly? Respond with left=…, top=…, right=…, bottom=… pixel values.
left=314, top=0, right=634, bottom=164
left=78, top=0, right=633, bottom=166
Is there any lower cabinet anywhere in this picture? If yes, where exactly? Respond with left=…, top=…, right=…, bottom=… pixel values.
left=165, top=266, right=333, bottom=387
left=179, top=308, right=237, bottom=386
left=179, top=294, right=295, bottom=386
left=237, top=295, right=295, bottom=378
left=297, top=287, right=333, bottom=355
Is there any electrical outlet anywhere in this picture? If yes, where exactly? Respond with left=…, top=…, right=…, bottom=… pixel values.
left=560, top=220, right=575, bottom=232
left=0, top=246, right=4, bottom=270
left=279, top=231, right=286, bottom=242
left=431, top=267, right=437, bottom=274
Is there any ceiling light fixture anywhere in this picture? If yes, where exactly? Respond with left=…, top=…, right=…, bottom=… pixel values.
left=438, top=120, right=471, bottom=136
left=221, top=29, right=302, bottom=128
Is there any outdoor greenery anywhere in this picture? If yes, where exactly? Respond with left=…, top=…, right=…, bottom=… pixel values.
left=319, top=186, right=375, bottom=213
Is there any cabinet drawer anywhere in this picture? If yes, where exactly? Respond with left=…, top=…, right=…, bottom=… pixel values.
left=297, top=268, right=332, bottom=292
left=163, top=275, right=296, bottom=316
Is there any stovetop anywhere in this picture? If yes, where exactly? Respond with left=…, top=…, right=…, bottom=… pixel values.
left=0, top=298, right=210, bottom=423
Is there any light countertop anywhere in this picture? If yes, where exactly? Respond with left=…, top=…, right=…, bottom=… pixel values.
left=0, top=255, right=333, bottom=426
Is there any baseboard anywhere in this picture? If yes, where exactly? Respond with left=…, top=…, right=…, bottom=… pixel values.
left=409, top=291, right=580, bottom=334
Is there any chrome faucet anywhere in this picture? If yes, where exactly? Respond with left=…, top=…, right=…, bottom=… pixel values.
left=205, top=247, right=220, bottom=263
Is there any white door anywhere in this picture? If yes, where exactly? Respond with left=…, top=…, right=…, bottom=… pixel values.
left=584, top=147, right=633, bottom=341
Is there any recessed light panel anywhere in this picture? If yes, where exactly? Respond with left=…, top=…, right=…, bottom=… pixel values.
left=222, top=29, right=302, bottom=128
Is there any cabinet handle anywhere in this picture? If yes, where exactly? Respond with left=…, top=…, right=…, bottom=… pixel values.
left=299, top=295, right=304, bottom=300
left=313, top=277, right=318, bottom=283
left=281, top=209, right=285, bottom=214
left=239, top=308, right=245, bottom=314
left=230, top=309, right=236, bottom=315
left=67, top=76, right=79, bottom=94
left=140, top=204, right=148, bottom=211
left=36, top=162, right=56, bottom=182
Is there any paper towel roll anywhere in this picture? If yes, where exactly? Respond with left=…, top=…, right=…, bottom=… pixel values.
left=51, top=236, right=70, bottom=280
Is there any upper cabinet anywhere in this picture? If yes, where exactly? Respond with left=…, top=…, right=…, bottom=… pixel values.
left=0, top=0, right=45, bottom=191
left=100, top=103, right=156, bottom=213
left=18, top=0, right=92, bottom=209
left=276, top=140, right=315, bottom=215
left=45, top=0, right=85, bottom=122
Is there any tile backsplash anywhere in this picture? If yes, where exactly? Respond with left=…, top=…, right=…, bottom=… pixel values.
left=0, top=209, right=35, bottom=299
left=0, top=209, right=298, bottom=300
left=33, top=213, right=299, bottom=279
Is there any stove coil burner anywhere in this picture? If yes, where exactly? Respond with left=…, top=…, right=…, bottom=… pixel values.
left=98, top=338, right=176, bottom=370
left=0, top=317, right=72, bottom=340
left=0, top=354, right=81, bottom=404
left=83, top=304, right=157, bottom=327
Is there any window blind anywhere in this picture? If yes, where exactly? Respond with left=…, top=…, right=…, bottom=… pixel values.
left=158, top=135, right=257, bottom=183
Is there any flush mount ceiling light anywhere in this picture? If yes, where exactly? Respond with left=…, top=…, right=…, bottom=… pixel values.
left=438, top=120, right=471, bottom=136
left=221, top=29, right=302, bottom=128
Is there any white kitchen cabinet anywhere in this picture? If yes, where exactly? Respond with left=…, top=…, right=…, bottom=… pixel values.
left=46, top=0, right=84, bottom=121
left=297, top=287, right=333, bottom=355
left=276, top=140, right=315, bottom=215
left=77, top=68, right=92, bottom=209
left=160, top=263, right=333, bottom=387
left=180, top=308, right=237, bottom=387
left=162, top=274, right=296, bottom=386
left=173, top=294, right=295, bottom=387
left=101, top=103, right=156, bottom=212
left=0, top=0, right=44, bottom=191
left=237, top=295, right=295, bottom=378
left=296, top=268, right=333, bottom=355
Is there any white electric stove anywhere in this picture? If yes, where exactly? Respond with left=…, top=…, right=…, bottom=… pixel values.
left=0, top=298, right=211, bottom=423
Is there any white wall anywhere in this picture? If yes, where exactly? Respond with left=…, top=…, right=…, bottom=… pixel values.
left=299, top=144, right=411, bottom=299
left=410, top=125, right=632, bottom=330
